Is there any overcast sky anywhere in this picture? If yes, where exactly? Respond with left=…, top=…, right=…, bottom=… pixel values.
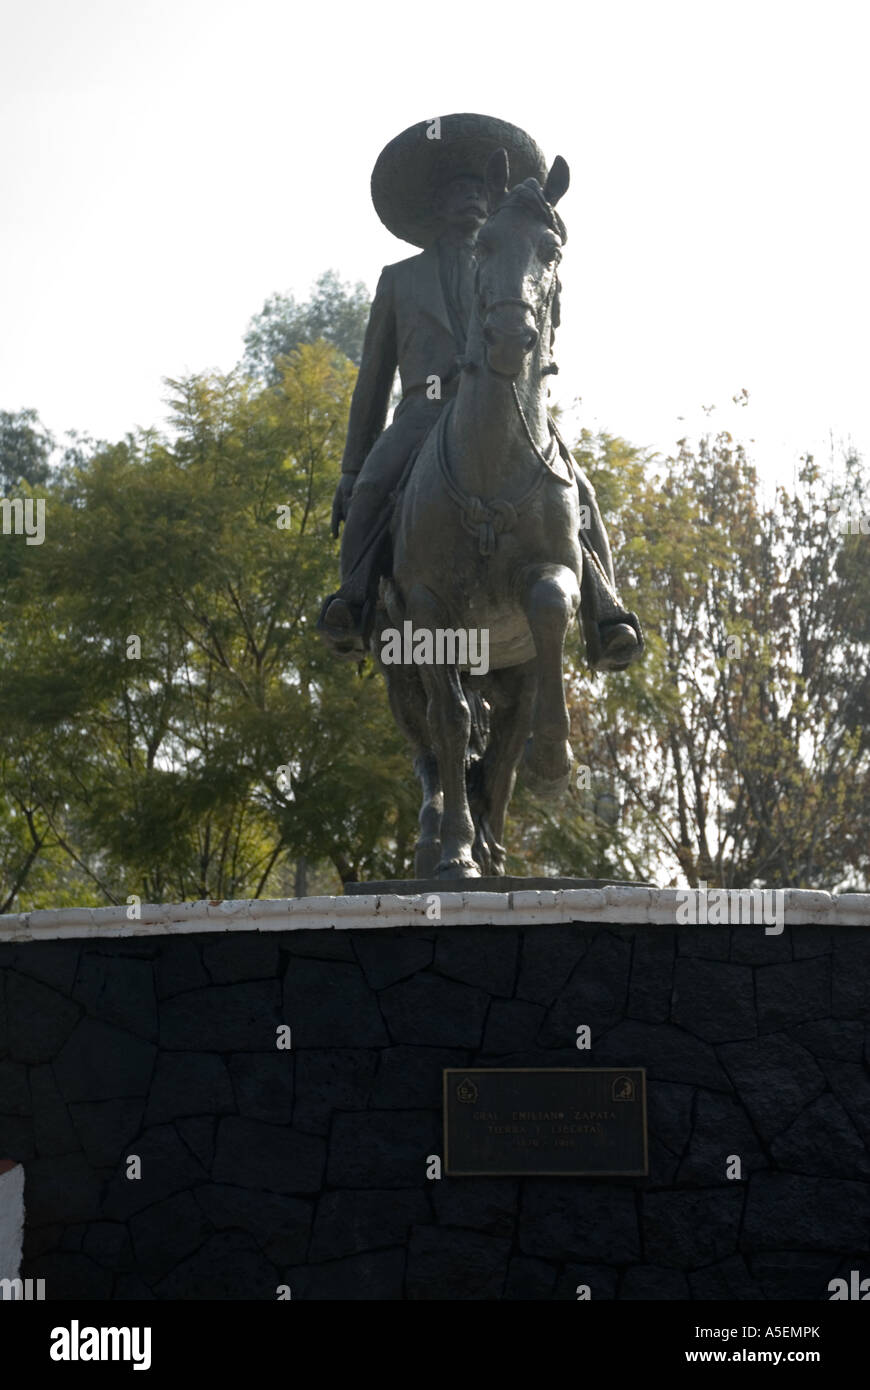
left=2, top=0, right=868, bottom=485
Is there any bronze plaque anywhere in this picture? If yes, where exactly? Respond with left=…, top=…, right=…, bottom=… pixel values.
left=443, top=1068, right=648, bottom=1176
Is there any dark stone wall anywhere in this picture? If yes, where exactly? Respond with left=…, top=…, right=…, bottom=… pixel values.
left=1, top=921, right=868, bottom=1300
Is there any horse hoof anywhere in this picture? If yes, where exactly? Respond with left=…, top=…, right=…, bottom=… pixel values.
left=436, top=857, right=481, bottom=880
left=414, top=838, right=441, bottom=878
left=472, top=821, right=506, bottom=877
left=522, top=736, right=573, bottom=795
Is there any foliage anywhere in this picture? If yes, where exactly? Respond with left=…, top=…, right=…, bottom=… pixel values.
left=0, top=408, right=54, bottom=491
left=242, top=269, right=371, bottom=381
left=515, top=430, right=869, bottom=889
left=0, top=345, right=416, bottom=909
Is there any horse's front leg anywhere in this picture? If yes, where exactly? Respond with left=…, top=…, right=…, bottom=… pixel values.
left=467, top=662, right=537, bottom=873
left=408, top=584, right=480, bottom=879
left=521, top=563, right=580, bottom=794
left=380, top=658, right=443, bottom=878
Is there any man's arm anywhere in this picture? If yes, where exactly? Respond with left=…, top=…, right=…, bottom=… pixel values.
left=340, top=265, right=398, bottom=476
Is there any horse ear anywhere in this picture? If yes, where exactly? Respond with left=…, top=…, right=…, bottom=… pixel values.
left=485, top=147, right=510, bottom=209
left=544, top=155, right=570, bottom=206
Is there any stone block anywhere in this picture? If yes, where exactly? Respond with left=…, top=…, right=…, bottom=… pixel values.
left=406, top=1226, right=510, bottom=1299
left=212, top=1116, right=325, bottom=1195
left=519, top=1181, right=640, bottom=1263
left=326, top=1110, right=440, bottom=1188
left=283, top=959, right=387, bottom=1047
left=379, top=973, right=489, bottom=1047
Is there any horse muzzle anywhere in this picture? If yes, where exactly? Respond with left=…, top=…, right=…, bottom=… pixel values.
left=482, top=304, right=538, bottom=377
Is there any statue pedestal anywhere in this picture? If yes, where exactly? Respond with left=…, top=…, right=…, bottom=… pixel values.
left=1, top=889, right=867, bottom=1299
left=344, top=876, right=650, bottom=895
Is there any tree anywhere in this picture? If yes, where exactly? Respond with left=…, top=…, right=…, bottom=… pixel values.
left=0, top=408, right=54, bottom=491
left=513, top=428, right=869, bottom=890
left=3, top=353, right=866, bottom=903
left=242, top=269, right=371, bottom=381
left=0, top=343, right=418, bottom=910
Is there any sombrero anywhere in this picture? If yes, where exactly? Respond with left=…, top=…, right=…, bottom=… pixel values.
left=371, top=112, right=548, bottom=249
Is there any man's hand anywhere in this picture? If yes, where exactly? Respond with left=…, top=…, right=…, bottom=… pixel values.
left=331, top=473, right=356, bottom=538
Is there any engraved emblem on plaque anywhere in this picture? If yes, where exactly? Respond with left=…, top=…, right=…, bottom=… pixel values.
left=612, top=1075, right=635, bottom=1101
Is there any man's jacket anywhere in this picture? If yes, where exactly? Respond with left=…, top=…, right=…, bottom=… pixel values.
left=341, top=245, right=464, bottom=475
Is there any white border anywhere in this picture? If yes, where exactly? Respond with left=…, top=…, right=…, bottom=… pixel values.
left=1, top=886, right=867, bottom=942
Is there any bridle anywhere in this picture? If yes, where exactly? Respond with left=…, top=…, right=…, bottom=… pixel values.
left=472, top=273, right=559, bottom=357
left=436, top=215, right=572, bottom=555
left=468, top=182, right=564, bottom=361
left=468, top=217, right=561, bottom=383
left=465, top=224, right=564, bottom=476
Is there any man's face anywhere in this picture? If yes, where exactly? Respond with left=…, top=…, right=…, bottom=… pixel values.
left=437, top=175, right=488, bottom=232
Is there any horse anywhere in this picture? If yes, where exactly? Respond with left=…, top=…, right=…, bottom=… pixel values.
left=375, top=148, right=580, bottom=879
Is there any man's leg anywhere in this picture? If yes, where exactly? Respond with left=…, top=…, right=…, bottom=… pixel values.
left=574, top=461, right=644, bottom=671
left=338, top=476, right=391, bottom=601
left=318, top=399, right=442, bottom=656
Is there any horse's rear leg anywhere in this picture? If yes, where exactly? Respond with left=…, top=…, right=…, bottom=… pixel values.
left=413, top=752, right=442, bottom=877
left=521, top=563, right=580, bottom=793
left=408, top=585, right=479, bottom=879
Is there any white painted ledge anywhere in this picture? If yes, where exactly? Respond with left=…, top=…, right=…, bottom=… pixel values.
left=0, top=1162, right=24, bottom=1282
left=0, top=887, right=867, bottom=942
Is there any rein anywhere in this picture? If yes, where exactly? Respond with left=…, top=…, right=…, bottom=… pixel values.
left=435, top=400, right=544, bottom=557
left=436, top=385, right=573, bottom=557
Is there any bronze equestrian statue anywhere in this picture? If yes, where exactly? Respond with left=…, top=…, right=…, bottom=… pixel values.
left=318, top=114, right=643, bottom=879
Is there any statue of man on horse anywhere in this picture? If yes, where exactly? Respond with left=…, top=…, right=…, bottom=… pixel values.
left=318, top=113, right=644, bottom=879
left=318, top=114, right=642, bottom=673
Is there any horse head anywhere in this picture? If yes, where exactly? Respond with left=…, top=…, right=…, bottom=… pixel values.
left=474, top=149, right=570, bottom=379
